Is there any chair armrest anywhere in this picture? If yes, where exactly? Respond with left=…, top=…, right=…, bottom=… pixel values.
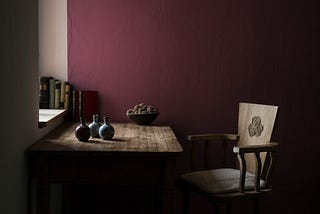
left=233, top=142, right=278, bottom=154
left=187, top=134, right=239, bottom=141
left=233, top=142, right=279, bottom=192
left=186, top=134, right=239, bottom=171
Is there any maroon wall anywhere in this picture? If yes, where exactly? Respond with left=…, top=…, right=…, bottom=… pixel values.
left=68, top=0, right=320, bottom=213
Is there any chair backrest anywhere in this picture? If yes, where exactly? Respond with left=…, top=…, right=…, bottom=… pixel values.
left=237, top=102, right=278, bottom=174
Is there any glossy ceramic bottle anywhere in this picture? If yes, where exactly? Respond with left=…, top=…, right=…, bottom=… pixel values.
left=75, top=117, right=91, bottom=142
left=99, top=117, right=115, bottom=140
left=89, top=115, right=101, bottom=138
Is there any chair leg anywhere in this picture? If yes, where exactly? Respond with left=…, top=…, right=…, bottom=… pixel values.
left=154, top=186, right=161, bottom=214
left=182, top=189, right=190, bottom=214
left=253, top=199, right=260, bottom=214
left=213, top=203, right=220, bottom=214
left=225, top=202, right=231, bottom=214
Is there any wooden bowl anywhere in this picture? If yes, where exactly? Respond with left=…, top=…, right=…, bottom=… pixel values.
left=127, top=112, right=159, bottom=125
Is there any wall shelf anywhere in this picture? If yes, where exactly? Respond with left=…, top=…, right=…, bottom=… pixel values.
left=39, top=109, right=67, bottom=128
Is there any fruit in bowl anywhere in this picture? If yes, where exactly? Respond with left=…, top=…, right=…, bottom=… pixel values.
left=126, top=103, right=159, bottom=125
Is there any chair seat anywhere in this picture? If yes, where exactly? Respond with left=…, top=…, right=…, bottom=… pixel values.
left=180, top=168, right=265, bottom=194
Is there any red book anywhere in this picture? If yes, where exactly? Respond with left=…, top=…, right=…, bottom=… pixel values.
left=72, top=90, right=80, bottom=121
left=72, top=90, right=99, bottom=122
left=81, top=91, right=99, bottom=123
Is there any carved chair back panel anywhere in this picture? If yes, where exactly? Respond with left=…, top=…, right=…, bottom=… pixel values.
left=237, top=103, right=278, bottom=174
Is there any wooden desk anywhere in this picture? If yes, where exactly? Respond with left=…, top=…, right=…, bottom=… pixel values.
left=28, top=122, right=183, bottom=214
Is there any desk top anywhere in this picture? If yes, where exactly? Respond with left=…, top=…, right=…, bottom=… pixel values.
left=29, top=122, right=183, bottom=154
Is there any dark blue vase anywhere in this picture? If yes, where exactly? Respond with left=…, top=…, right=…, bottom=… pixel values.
left=99, top=117, right=114, bottom=140
left=89, top=115, right=101, bottom=138
left=75, top=117, right=91, bottom=142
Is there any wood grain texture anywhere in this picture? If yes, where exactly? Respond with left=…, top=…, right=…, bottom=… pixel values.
left=29, top=122, right=183, bottom=154
left=187, top=134, right=239, bottom=141
left=180, top=103, right=279, bottom=213
left=28, top=122, right=183, bottom=214
left=233, top=142, right=278, bottom=154
left=238, top=102, right=278, bottom=174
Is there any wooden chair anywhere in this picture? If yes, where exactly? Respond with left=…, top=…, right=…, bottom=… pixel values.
left=178, top=102, right=278, bottom=214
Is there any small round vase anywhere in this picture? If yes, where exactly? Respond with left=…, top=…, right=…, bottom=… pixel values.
left=99, top=117, right=115, bottom=140
left=75, top=117, right=91, bottom=142
left=89, top=115, right=101, bottom=138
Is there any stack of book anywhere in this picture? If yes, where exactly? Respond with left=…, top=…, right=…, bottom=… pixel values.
left=39, top=76, right=99, bottom=122
left=39, top=76, right=72, bottom=110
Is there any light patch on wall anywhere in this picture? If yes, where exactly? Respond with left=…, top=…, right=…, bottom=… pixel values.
left=39, top=0, right=67, bottom=81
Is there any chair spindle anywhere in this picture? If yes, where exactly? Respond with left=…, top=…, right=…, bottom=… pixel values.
left=264, top=151, right=275, bottom=187
left=254, top=152, right=262, bottom=191
left=237, top=153, right=246, bottom=193
left=222, top=139, right=228, bottom=167
left=191, top=140, right=195, bottom=171
left=205, top=140, right=209, bottom=169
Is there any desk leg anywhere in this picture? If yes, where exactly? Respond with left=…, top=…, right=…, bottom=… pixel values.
left=37, top=156, right=50, bottom=214
left=161, top=158, right=177, bottom=214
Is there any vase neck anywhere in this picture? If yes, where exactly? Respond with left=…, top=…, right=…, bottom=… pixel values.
left=103, top=117, right=110, bottom=124
left=80, top=116, right=86, bottom=125
left=93, top=115, right=99, bottom=123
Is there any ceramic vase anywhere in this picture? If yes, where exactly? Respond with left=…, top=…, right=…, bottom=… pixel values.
left=99, top=117, right=115, bottom=140
left=89, top=115, right=101, bottom=138
left=75, top=117, right=91, bottom=142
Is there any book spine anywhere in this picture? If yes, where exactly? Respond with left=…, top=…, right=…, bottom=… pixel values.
left=82, top=91, right=99, bottom=122
left=64, top=82, right=71, bottom=110
left=54, top=81, right=61, bottom=109
left=72, top=90, right=81, bottom=121
left=72, top=90, right=76, bottom=119
left=79, top=91, right=82, bottom=118
left=39, top=76, right=50, bottom=109
left=49, top=78, right=55, bottom=109
left=60, top=81, right=66, bottom=108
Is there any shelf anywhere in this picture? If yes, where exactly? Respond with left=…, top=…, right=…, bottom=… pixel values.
left=39, top=109, right=67, bottom=128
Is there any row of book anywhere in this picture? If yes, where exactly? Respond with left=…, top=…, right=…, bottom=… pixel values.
left=39, top=76, right=99, bottom=122
left=72, top=90, right=99, bottom=122
left=39, top=76, right=71, bottom=110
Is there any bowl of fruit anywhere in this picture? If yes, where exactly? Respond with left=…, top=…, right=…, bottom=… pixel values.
left=126, top=103, right=159, bottom=125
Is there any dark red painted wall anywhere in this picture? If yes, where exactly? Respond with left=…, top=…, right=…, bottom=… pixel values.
left=68, top=0, right=320, bottom=213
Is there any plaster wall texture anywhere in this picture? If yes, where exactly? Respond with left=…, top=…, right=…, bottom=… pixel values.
left=68, top=0, right=320, bottom=213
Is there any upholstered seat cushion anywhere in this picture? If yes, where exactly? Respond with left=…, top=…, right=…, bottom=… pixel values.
left=180, top=168, right=265, bottom=194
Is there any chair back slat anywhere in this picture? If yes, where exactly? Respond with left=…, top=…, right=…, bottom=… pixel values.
left=238, top=103, right=278, bottom=174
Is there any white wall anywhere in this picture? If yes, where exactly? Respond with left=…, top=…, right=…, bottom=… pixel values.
left=0, top=1, right=63, bottom=213
left=1, top=1, right=38, bottom=213
left=39, top=0, right=67, bottom=81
